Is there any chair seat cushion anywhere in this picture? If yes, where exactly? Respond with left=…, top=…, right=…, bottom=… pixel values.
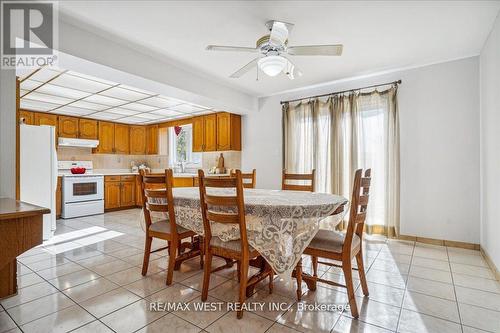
left=307, top=229, right=360, bottom=253
left=210, top=237, right=255, bottom=252
left=149, top=220, right=189, bottom=235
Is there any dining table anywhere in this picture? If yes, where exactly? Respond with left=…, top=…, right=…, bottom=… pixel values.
left=154, top=187, right=349, bottom=280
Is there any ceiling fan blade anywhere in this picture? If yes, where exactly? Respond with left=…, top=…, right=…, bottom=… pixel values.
left=287, top=44, right=343, bottom=56
left=283, top=58, right=302, bottom=80
left=268, top=20, right=293, bottom=46
left=229, top=58, right=258, bottom=78
left=206, top=45, right=259, bottom=53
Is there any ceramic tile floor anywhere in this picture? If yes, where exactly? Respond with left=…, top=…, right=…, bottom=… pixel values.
left=1, top=208, right=499, bottom=333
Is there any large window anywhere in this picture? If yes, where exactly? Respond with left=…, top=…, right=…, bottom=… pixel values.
left=168, top=124, right=201, bottom=167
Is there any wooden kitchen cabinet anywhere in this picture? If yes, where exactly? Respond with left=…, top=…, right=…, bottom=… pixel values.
left=97, top=121, right=114, bottom=154
left=120, top=179, right=136, bottom=207
left=56, top=176, right=62, bottom=218
left=19, top=110, right=34, bottom=125
left=130, top=126, right=146, bottom=155
left=58, top=116, right=79, bottom=138
left=79, top=119, right=98, bottom=139
left=104, top=175, right=136, bottom=210
left=216, top=112, right=241, bottom=151
left=192, top=114, right=217, bottom=152
left=114, top=124, right=130, bottom=154
left=34, top=112, right=57, bottom=128
left=104, top=181, right=121, bottom=210
left=204, top=114, right=217, bottom=151
left=146, top=125, right=158, bottom=155
left=192, top=116, right=205, bottom=152
left=173, top=177, right=194, bottom=187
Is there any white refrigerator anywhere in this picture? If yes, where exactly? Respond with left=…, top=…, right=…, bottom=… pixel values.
left=20, top=124, right=58, bottom=240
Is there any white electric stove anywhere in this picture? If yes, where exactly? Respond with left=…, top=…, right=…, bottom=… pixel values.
left=58, top=161, right=104, bottom=219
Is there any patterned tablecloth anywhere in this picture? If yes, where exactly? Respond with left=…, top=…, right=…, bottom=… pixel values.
left=149, top=188, right=347, bottom=278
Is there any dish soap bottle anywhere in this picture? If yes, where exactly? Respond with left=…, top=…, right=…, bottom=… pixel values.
left=216, top=153, right=225, bottom=174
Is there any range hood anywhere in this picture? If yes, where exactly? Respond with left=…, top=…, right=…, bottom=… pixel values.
left=58, top=137, right=99, bottom=148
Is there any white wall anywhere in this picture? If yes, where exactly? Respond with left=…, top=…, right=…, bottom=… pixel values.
left=480, top=14, right=500, bottom=268
left=0, top=69, right=16, bottom=198
left=243, top=57, right=480, bottom=244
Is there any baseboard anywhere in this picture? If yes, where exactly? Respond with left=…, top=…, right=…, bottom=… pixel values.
left=397, top=234, right=480, bottom=250
left=480, top=246, right=500, bottom=282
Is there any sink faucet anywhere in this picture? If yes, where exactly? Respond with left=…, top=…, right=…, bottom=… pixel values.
left=177, top=161, right=186, bottom=173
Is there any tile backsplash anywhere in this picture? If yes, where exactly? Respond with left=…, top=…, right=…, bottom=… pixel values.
left=57, top=147, right=241, bottom=171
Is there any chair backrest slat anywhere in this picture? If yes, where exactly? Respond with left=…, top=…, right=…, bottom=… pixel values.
left=282, top=169, right=316, bottom=192
left=198, top=169, right=249, bottom=251
left=139, top=169, right=178, bottom=234
left=230, top=169, right=256, bottom=188
left=206, top=211, right=240, bottom=224
left=205, top=195, right=238, bottom=206
left=343, top=169, right=372, bottom=253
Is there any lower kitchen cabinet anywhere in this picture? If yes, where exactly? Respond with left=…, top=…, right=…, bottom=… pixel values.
left=104, top=175, right=135, bottom=210
left=120, top=180, right=136, bottom=207
left=104, top=181, right=121, bottom=210
left=173, top=177, right=194, bottom=187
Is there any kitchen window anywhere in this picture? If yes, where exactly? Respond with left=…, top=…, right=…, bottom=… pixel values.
left=168, top=124, right=202, bottom=168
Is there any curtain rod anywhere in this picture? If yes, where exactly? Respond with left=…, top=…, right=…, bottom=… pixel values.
left=280, top=79, right=402, bottom=105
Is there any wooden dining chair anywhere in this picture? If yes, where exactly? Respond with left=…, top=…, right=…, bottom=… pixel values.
left=282, top=169, right=316, bottom=192
left=230, top=169, right=257, bottom=188
left=140, top=169, right=202, bottom=285
left=198, top=169, right=273, bottom=319
left=297, top=169, right=371, bottom=318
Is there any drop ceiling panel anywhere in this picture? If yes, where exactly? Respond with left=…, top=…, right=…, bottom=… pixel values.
left=36, top=84, right=91, bottom=99
left=118, top=116, right=147, bottom=123
left=55, top=106, right=96, bottom=116
left=100, top=87, right=151, bottom=101
left=70, top=100, right=110, bottom=111
left=106, top=107, right=141, bottom=116
left=29, top=67, right=63, bottom=82
left=121, top=102, right=158, bottom=112
left=50, top=73, right=113, bottom=93
left=91, top=112, right=124, bottom=120
left=20, top=79, right=42, bottom=92
left=82, top=94, right=126, bottom=106
left=134, top=112, right=164, bottom=120
left=24, top=91, right=74, bottom=105
left=20, top=99, right=60, bottom=111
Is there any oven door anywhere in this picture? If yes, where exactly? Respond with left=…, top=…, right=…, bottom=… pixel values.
left=63, top=176, right=104, bottom=203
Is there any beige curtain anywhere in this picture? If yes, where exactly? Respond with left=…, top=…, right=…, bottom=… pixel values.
left=283, top=86, right=400, bottom=237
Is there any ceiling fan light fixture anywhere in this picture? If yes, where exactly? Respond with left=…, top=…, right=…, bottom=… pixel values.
left=258, top=55, right=287, bottom=77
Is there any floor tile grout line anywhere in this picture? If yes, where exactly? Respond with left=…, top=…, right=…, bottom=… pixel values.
left=394, top=239, right=415, bottom=332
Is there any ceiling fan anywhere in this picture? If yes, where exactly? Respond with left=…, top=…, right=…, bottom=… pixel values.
left=206, top=20, right=343, bottom=80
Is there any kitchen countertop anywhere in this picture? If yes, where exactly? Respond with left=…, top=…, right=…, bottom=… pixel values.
left=0, top=198, right=50, bottom=220
left=89, top=169, right=231, bottom=178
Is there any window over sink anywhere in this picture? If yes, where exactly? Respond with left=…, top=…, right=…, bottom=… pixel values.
left=167, top=124, right=202, bottom=171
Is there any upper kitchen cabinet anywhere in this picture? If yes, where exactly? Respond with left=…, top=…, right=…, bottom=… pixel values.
left=96, top=121, right=115, bottom=154
left=130, top=126, right=146, bottom=154
left=34, top=112, right=57, bottom=128
left=192, top=116, right=205, bottom=152
left=204, top=114, right=217, bottom=151
left=146, top=124, right=158, bottom=155
left=19, top=110, right=34, bottom=125
left=216, top=112, right=241, bottom=151
left=79, top=119, right=98, bottom=140
left=58, top=116, right=79, bottom=138
left=192, top=112, right=241, bottom=152
left=192, top=114, right=217, bottom=152
left=114, top=124, right=130, bottom=154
